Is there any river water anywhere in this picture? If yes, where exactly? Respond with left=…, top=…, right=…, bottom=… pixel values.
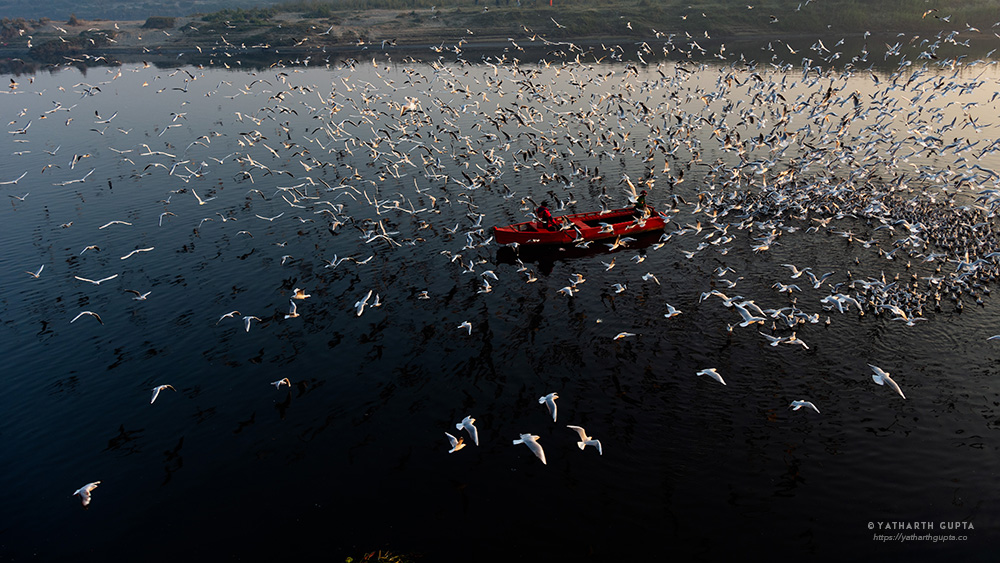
left=1, top=34, right=999, bottom=561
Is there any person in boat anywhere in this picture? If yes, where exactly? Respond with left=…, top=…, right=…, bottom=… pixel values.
left=536, top=201, right=556, bottom=230
left=633, top=190, right=649, bottom=217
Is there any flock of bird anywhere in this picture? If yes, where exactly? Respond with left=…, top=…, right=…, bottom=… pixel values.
left=4, top=5, right=1000, bottom=508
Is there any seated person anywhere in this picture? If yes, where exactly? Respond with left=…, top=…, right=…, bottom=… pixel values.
left=634, top=190, right=649, bottom=218
left=536, top=201, right=556, bottom=230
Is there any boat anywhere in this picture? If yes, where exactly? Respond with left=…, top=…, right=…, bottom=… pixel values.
left=493, top=206, right=667, bottom=246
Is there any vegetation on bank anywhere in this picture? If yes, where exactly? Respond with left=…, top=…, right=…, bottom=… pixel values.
left=344, top=551, right=416, bottom=563
left=7, top=0, right=1000, bottom=63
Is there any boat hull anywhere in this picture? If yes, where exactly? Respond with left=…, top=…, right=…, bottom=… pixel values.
left=493, top=206, right=666, bottom=246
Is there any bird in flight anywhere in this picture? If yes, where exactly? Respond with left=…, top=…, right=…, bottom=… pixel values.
left=869, top=364, right=905, bottom=399
left=790, top=400, right=821, bottom=413
left=150, top=384, right=176, bottom=404
left=73, top=481, right=101, bottom=507
left=74, top=274, right=118, bottom=285
left=445, top=432, right=465, bottom=453
left=512, top=433, right=546, bottom=465
left=456, top=416, right=479, bottom=446
left=566, top=425, right=603, bottom=455
left=124, top=289, right=151, bottom=300
left=696, top=368, right=726, bottom=385
left=71, top=311, right=104, bottom=325
left=539, top=392, right=558, bottom=421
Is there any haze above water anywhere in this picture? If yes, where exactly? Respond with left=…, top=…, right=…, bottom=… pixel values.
left=2, top=33, right=1000, bottom=561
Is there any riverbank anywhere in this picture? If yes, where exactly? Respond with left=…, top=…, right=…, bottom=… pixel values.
left=0, top=0, right=991, bottom=68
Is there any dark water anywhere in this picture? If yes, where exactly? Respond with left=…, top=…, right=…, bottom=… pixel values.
left=1, top=42, right=999, bottom=562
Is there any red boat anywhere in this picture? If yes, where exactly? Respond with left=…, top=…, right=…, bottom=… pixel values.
left=493, top=206, right=667, bottom=246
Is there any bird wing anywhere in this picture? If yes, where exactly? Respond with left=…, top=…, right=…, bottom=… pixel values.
left=566, top=425, right=588, bottom=441
left=525, top=436, right=546, bottom=464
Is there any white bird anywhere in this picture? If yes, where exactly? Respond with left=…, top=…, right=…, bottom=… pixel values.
left=284, top=300, right=299, bottom=319
left=243, top=315, right=261, bottom=332
left=614, top=332, right=636, bottom=340
left=74, top=274, right=118, bottom=285
left=566, top=425, right=603, bottom=454
left=734, top=303, right=765, bottom=327
left=557, top=285, right=576, bottom=297
left=25, top=265, right=44, bottom=278
left=611, top=283, right=627, bottom=294
left=696, top=368, right=726, bottom=385
left=73, top=481, right=101, bottom=507
left=355, top=289, right=373, bottom=316
left=869, top=364, right=905, bottom=399
left=512, top=433, right=546, bottom=464
left=642, top=272, right=660, bottom=285
left=664, top=303, right=682, bottom=318
left=192, top=189, right=215, bottom=205
left=539, top=392, right=558, bottom=421
left=124, top=289, right=151, bottom=300
left=445, top=432, right=465, bottom=453
left=120, top=247, right=154, bottom=260
left=98, top=220, right=131, bottom=229
left=150, top=384, right=175, bottom=404
left=292, top=288, right=311, bottom=300
left=71, top=311, right=104, bottom=325
left=790, top=400, right=820, bottom=413
left=456, top=415, right=479, bottom=446
left=458, top=321, right=473, bottom=335
left=272, top=378, right=291, bottom=389
left=216, top=310, right=240, bottom=325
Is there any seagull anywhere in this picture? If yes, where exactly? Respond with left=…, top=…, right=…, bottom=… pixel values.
left=284, top=300, right=299, bottom=319
left=539, top=392, right=558, bottom=421
left=192, top=189, right=215, bottom=205
left=243, top=315, right=261, bottom=332
left=292, top=288, right=311, bottom=300
left=512, top=433, right=546, bottom=464
left=272, top=378, right=291, bottom=389
left=734, top=303, right=766, bottom=327
left=790, top=400, right=821, bottom=413
left=614, top=332, right=636, bottom=340
left=73, top=481, right=101, bottom=507
left=611, top=283, right=627, bottom=294
left=124, top=289, right=151, bottom=300
left=642, top=272, right=660, bottom=285
left=98, top=220, right=131, bottom=229
left=25, top=265, right=44, bottom=278
left=869, top=364, right=905, bottom=399
left=71, top=311, right=103, bottom=325
left=445, top=432, right=466, bottom=453
left=355, top=289, right=373, bottom=316
left=557, top=286, right=576, bottom=297
left=74, top=274, right=118, bottom=285
left=664, top=303, right=682, bottom=318
left=696, top=368, right=726, bottom=385
left=566, top=425, right=603, bottom=454
left=458, top=321, right=472, bottom=335
left=216, top=311, right=240, bottom=324
left=150, top=384, right=176, bottom=404
left=255, top=212, right=284, bottom=222
left=456, top=416, right=479, bottom=446
left=120, top=247, right=154, bottom=260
